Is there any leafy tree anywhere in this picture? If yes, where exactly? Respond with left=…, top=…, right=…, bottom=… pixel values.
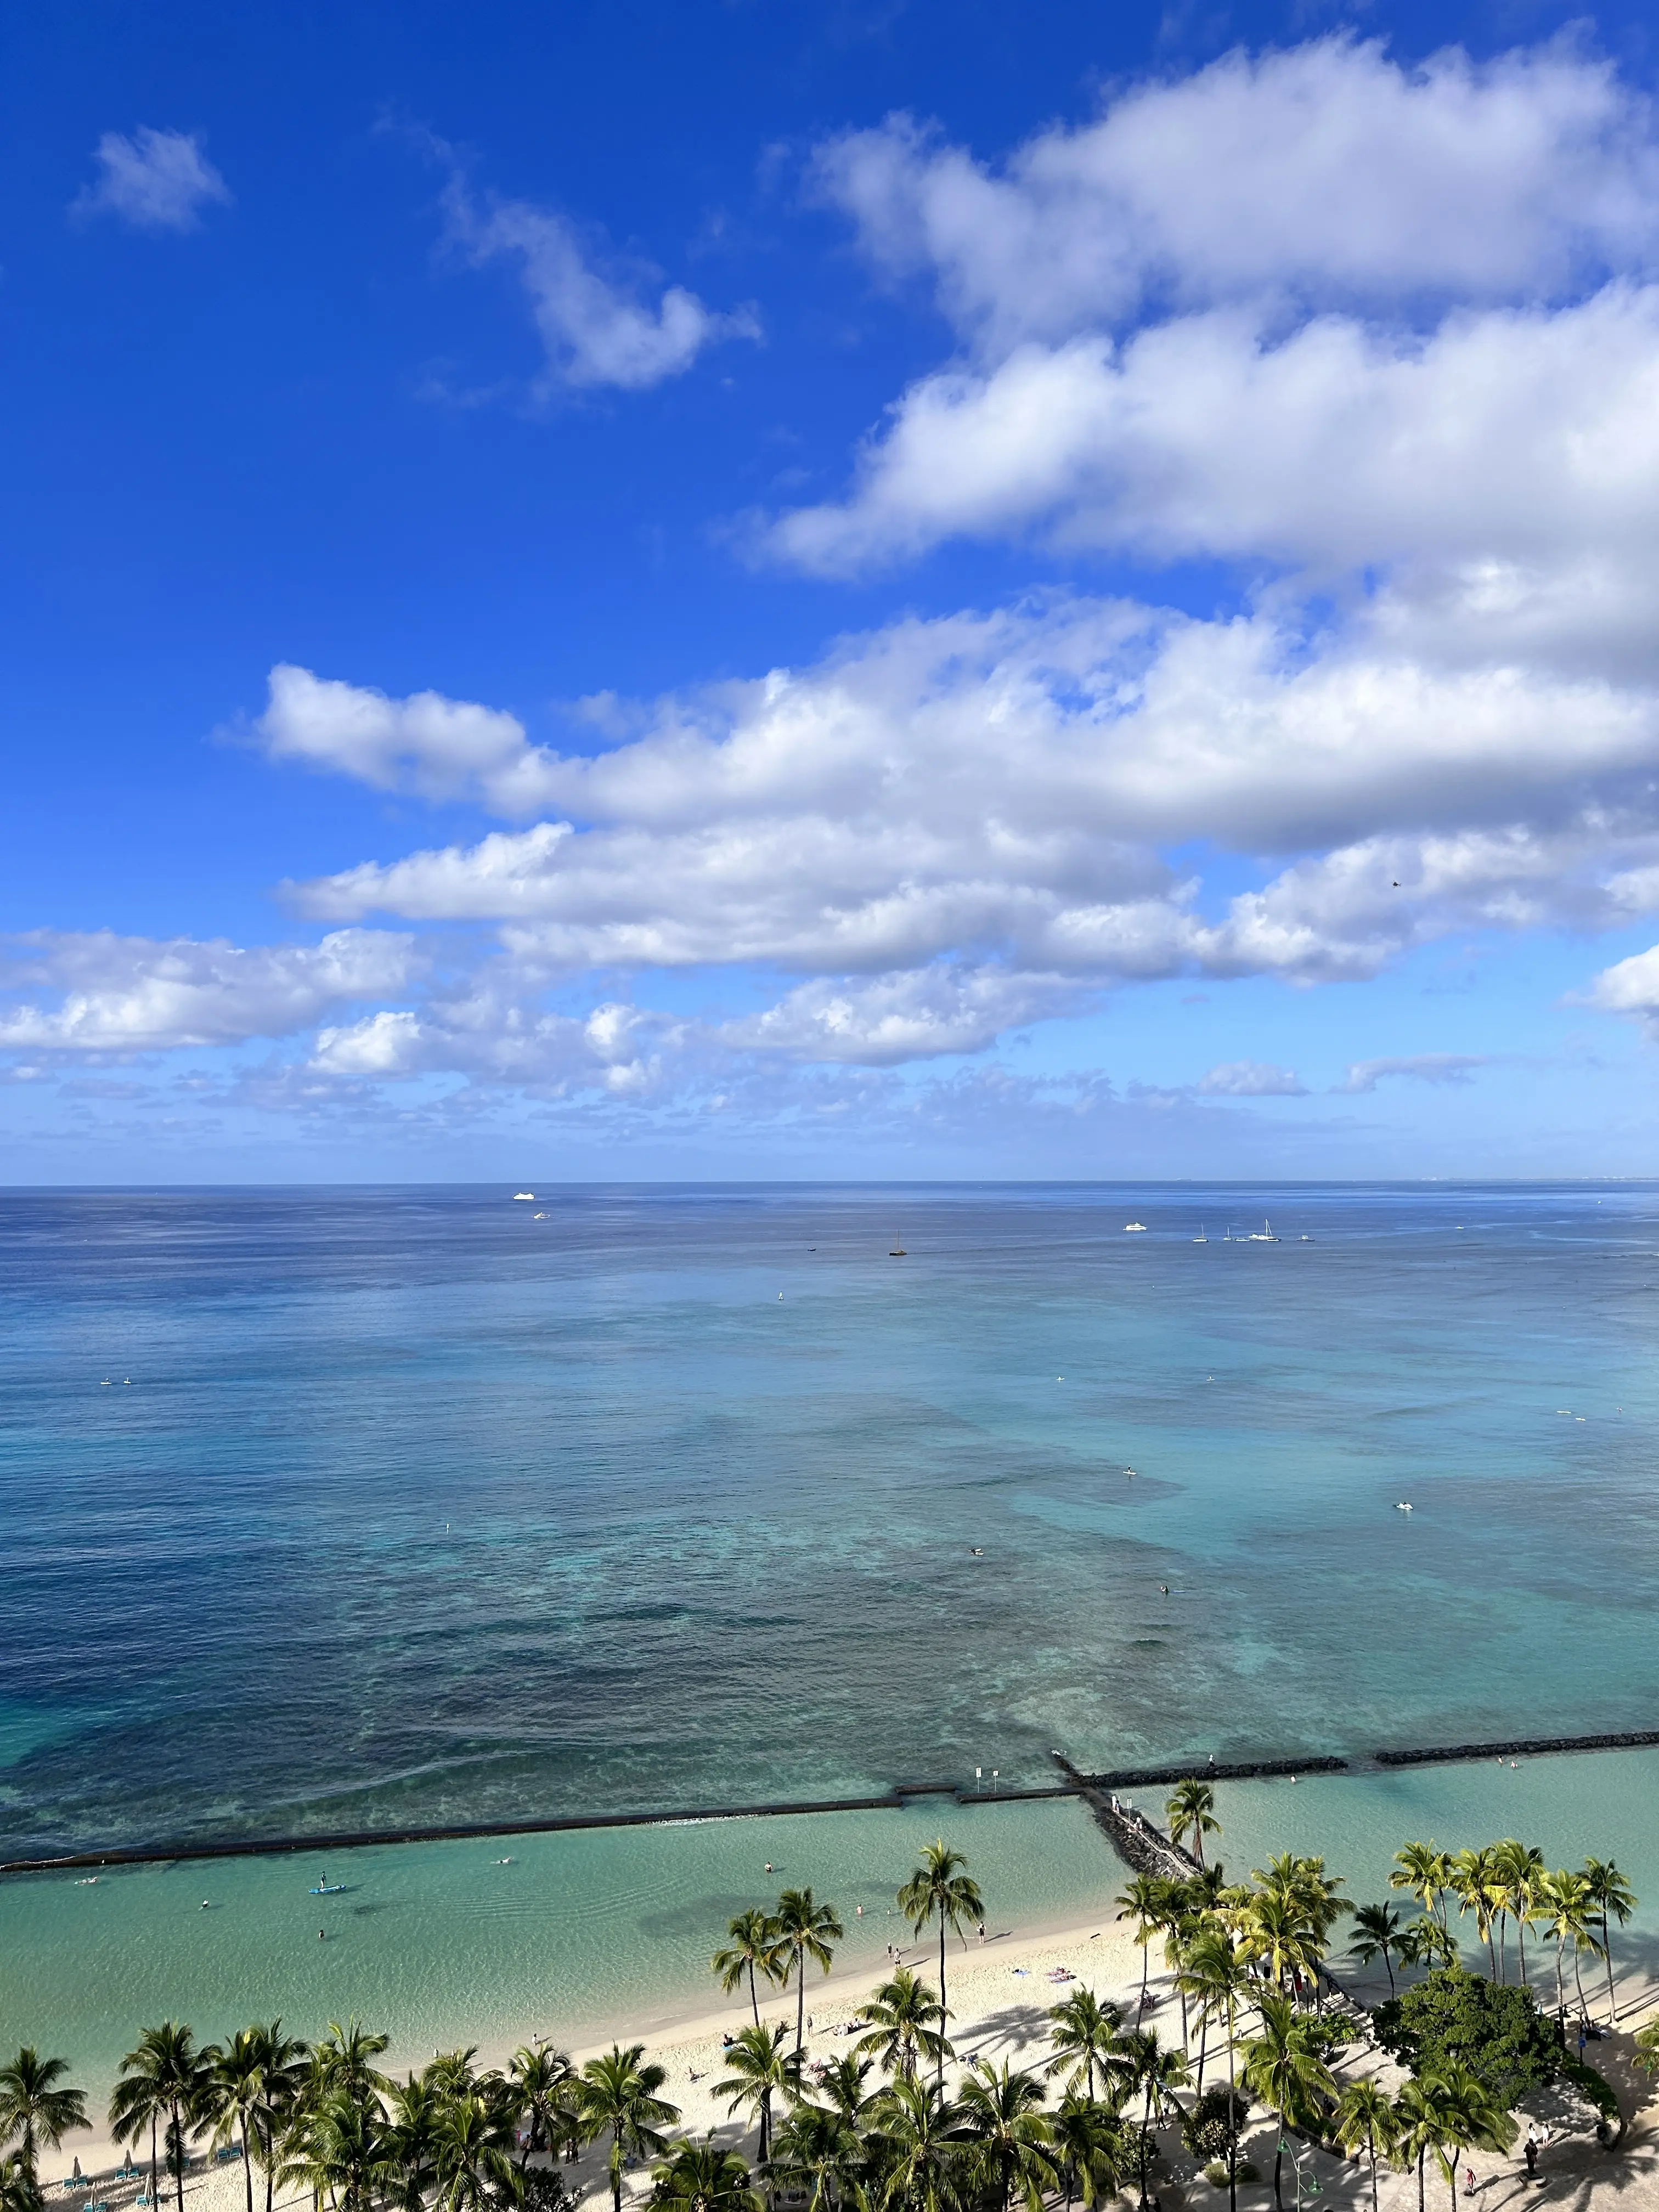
left=1349, top=1905, right=1404, bottom=1996
left=200, top=2030, right=272, bottom=2212
left=0, top=2155, right=36, bottom=2212
left=774, top=1891, right=845, bottom=2065
left=1489, top=1843, right=1545, bottom=1987
left=1050, top=2094, right=1128, bottom=2212
left=897, top=1847, right=983, bottom=2094
left=506, top=2046, right=575, bottom=2174
left=1447, top=1852, right=1499, bottom=1980
left=650, top=2141, right=759, bottom=2212
left=956, top=2064, right=1055, bottom=2212
left=1372, top=1967, right=1558, bottom=2109
left=1121, top=2031, right=1189, bottom=2212
left=1115, top=1877, right=1172, bottom=2018
left=864, top=2076, right=967, bottom=2212
left=0, top=2051, right=88, bottom=2191
left=233, top=2023, right=310, bottom=2212
left=766, top=2101, right=865, bottom=2212
left=1166, top=1783, right=1220, bottom=1870
left=1581, top=1859, right=1636, bottom=2025
left=1390, top=1847, right=1451, bottom=1934
left=1396, top=1918, right=1457, bottom=1974
left=713, top=1912, right=789, bottom=2031
left=1534, top=1871, right=1601, bottom=2022
left=1180, top=2087, right=1248, bottom=2169
left=574, top=2046, right=680, bottom=2212
left=814, top=2056, right=876, bottom=2130
left=1423, top=2065, right=1514, bottom=2212
left=381, top=2074, right=444, bottom=2212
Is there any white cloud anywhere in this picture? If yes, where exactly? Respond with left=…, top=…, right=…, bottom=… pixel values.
left=72, top=127, right=231, bottom=233
left=1335, top=1054, right=1487, bottom=1091
left=0, top=930, right=415, bottom=1053
left=441, top=172, right=759, bottom=391
left=814, top=40, right=1657, bottom=349
left=1198, top=1060, right=1307, bottom=1096
left=1584, top=943, right=1659, bottom=1033
left=724, top=966, right=1078, bottom=1063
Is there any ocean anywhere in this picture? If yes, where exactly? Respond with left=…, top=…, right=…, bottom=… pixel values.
left=4, top=1182, right=1659, bottom=2081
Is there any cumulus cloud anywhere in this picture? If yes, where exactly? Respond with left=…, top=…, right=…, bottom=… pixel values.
left=441, top=170, right=759, bottom=391
left=1583, top=943, right=1659, bottom=1034
left=1198, top=1060, right=1307, bottom=1096
left=0, top=930, right=415, bottom=1053
left=723, top=966, right=1080, bottom=1063
left=72, top=127, right=232, bottom=233
left=1335, top=1054, right=1487, bottom=1091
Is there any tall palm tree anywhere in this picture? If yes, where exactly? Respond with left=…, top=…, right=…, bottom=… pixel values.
left=855, top=1972, right=951, bottom=2085
left=1390, top=1846, right=1451, bottom=1933
left=1239, top=1993, right=1333, bottom=2210
left=1050, top=2094, right=1127, bottom=2212
left=1491, top=1842, right=1544, bottom=1987
left=651, top=2140, right=760, bottom=2212
left=957, top=2064, right=1056, bottom=2212
left=814, top=2056, right=876, bottom=2131
left=1582, top=1859, right=1637, bottom=2025
left=0, top=2155, right=37, bottom=2212
left=110, top=2024, right=208, bottom=2212
left=284, top=2086, right=383, bottom=2212
left=772, top=1891, right=845, bottom=2065
left=1165, top=1782, right=1220, bottom=1870
left=1536, top=1871, right=1601, bottom=2021
left=431, top=2091, right=521, bottom=2212
left=1333, top=2079, right=1394, bottom=2212
left=1390, top=2078, right=1446, bottom=2212
left=1045, top=1989, right=1126, bottom=2106
left=380, top=2074, right=443, bottom=2212
left=1420, top=2064, right=1514, bottom=2212
left=0, top=2051, right=89, bottom=2189
left=896, top=1846, right=983, bottom=2096
left=1115, top=1876, right=1170, bottom=2019
left=1396, top=1918, right=1457, bottom=1976
left=1348, top=1905, right=1404, bottom=1996
left=312, top=2022, right=392, bottom=2106
left=1175, top=1929, right=1248, bottom=2211
left=713, top=1911, right=789, bottom=2031
left=574, top=2046, right=679, bottom=2212
left=864, top=2076, right=967, bottom=2212
left=1447, top=1851, right=1499, bottom=1979
left=200, top=2030, right=270, bottom=2212
left=239, top=2023, right=309, bottom=2212
left=507, top=2046, right=575, bottom=2174
left=712, top=2025, right=798, bottom=2167
left=1121, top=2032, right=1189, bottom=2212
left=766, top=2101, right=865, bottom=2212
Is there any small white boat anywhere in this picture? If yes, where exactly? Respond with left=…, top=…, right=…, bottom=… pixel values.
left=1124, top=1221, right=1148, bottom=1233
left=1394, top=1502, right=1414, bottom=1513
left=1299, top=1234, right=1316, bottom=1243
left=1193, top=1225, right=1207, bottom=1243
left=512, top=1192, right=535, bottom=1201
left=1248, top=1219, right=1279, bottom=1243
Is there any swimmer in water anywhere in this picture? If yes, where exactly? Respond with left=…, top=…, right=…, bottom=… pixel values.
left=319, top=1927, right=325, bottom=1941
left=765, top=1862, right=773, bottom=1874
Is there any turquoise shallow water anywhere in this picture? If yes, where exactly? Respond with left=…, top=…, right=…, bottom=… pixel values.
left=0, top=1796, right=1123, bottom=2100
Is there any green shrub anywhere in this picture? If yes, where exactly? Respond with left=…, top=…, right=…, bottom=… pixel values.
left=1183, top=2087, right=1250, bottom=2163
left=1373, top=1967, right=1559, bottom=2108
left=1204, top=2162, right=1260, bottom=2188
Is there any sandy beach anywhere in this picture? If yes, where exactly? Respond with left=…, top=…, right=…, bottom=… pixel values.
left=46, top=1890, right=1659, bottom=2212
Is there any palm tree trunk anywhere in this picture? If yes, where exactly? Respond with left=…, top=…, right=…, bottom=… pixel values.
left=1517, top=1918, right=1527, bottom=1986
left=1573, top=1949, right=1589, bottom=2022
left=1604, top=1912, right=1617, bottom=2024
left=1554, top=1937, right=1565, bottom=2018
left=796, top=1945, right=806, bottom=2061
left=1417, top=2147, right=1425, bottom=2212
left=1272, top=2115, right=1284, bottom=2208
left=749, top=1963, right=761, bottom=2029
left=1197, top=2014, right=1207, bottom=2095
left=241, top=2120, right=254, bottom=2212
left=172, top=2104, right=187, bottom=2212
left=1384, top=1949, right=1395, bottom=1997
left=151, top=2113, right=160, bottom=2211
left=1226, top=2000, right=1238, bottom=2212
left=938, top=1921, right=949, bottom=2094
left=610, top=2132, right=624, bottom=2212
left=1368, top=2143, right=1378, bottom=2212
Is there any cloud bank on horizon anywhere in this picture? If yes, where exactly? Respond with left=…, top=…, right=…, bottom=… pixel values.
left=15, top=24, right=1659, bottom=1167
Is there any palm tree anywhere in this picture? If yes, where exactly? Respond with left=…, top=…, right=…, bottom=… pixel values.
left=1050, top=2094, right=1127, bottom=2212
left=239, top=2023, right=309, bottom=2212
left=507, top=2045, right=575, bottom=2174
left=714, top=1911, right=790, bottom=2031
left=1115, top=1876, right=1170, bottom=2019
left=1397, top=1918, right=1457, bottom=1976
left=814, top=2056, right=876, bottom=2131
left=200, top=2030, right=270, bottom=2212
left=0, top=2156, right=37, bottom=2212
left=0, top=2051, right=89, bottom=2190
left=1174, top=1928, right=1248, bottom=2210
left=1121, top=2031, right=1189, bottom=2212
left=1391, top=2078, right=1447, bottom=2212
left=651, top=2140, right=760, bottom=2212
left=766, top=2101, right=864, bottom=2212
left=381, top=2074, right=443, bottom=2212
left=1447, top=1851, right=1499, bottom=1979
left=897, top=1846, right=983, bottom=2095
left=1165, top=1782, right=1220, bottom=1870
left=772, top=1890, right=845, bottom=2064
left=432, top=2091, right=522, bottom=2212
left=1333, top=2079, right=1394, bottom=2212
left=1390, top=1845, right=1450, bottom=1933
left=313, top=2021, right=393, bottom=2105
left=1491, top=1842, right=1544, bottom=1986
left=575, top=2046, right=680, bottom=2212
left=957, top=2064, right=1056, bottom=2212
left=1348, top=1904, right=1404, bottom=1996
left=1582, top=1859, right=1637, bottom=2025
left=1421, top=2065, right=1514, bottom=2212
left=712, top=2025, right=798, bottom=2167
left=1045, top=1989, right=1125, bottom=2105
left=864, top=2076, right=967, bottom=2212
left=1536, top=1870, right=1601, bottom=2021
left=110, top=2024, right=208, bottom=2212
left=1239, top=1992, right=1334, bottom=2209
left=284, top=2085, right=383, bottom=2212
left=1240, top=1891, right=1322, bottom=2002
left=855, top=1972, right=951, bottom=2085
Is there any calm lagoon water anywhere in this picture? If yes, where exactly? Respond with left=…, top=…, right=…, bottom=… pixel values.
left=5, top=1182, right=1659, bottom=2075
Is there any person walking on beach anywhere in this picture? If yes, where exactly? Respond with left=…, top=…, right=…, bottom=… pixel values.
left=1524, top=2130, right=1538, bottom=2180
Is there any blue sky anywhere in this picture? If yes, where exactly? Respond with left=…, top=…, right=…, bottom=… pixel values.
left=8, top=0, right=1659, bottom=1179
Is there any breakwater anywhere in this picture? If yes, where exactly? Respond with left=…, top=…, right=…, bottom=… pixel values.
left=6, top=1725, right=1655, bottom=1879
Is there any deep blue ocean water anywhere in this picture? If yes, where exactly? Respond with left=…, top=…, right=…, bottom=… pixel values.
left=4, top=1182, right=1659, bottom=1863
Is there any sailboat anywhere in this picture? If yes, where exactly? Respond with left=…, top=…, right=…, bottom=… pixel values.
left=1248, top=1219, right=1279, bottom=1243
left=1193, top=1224, right=1207, bottom=1243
